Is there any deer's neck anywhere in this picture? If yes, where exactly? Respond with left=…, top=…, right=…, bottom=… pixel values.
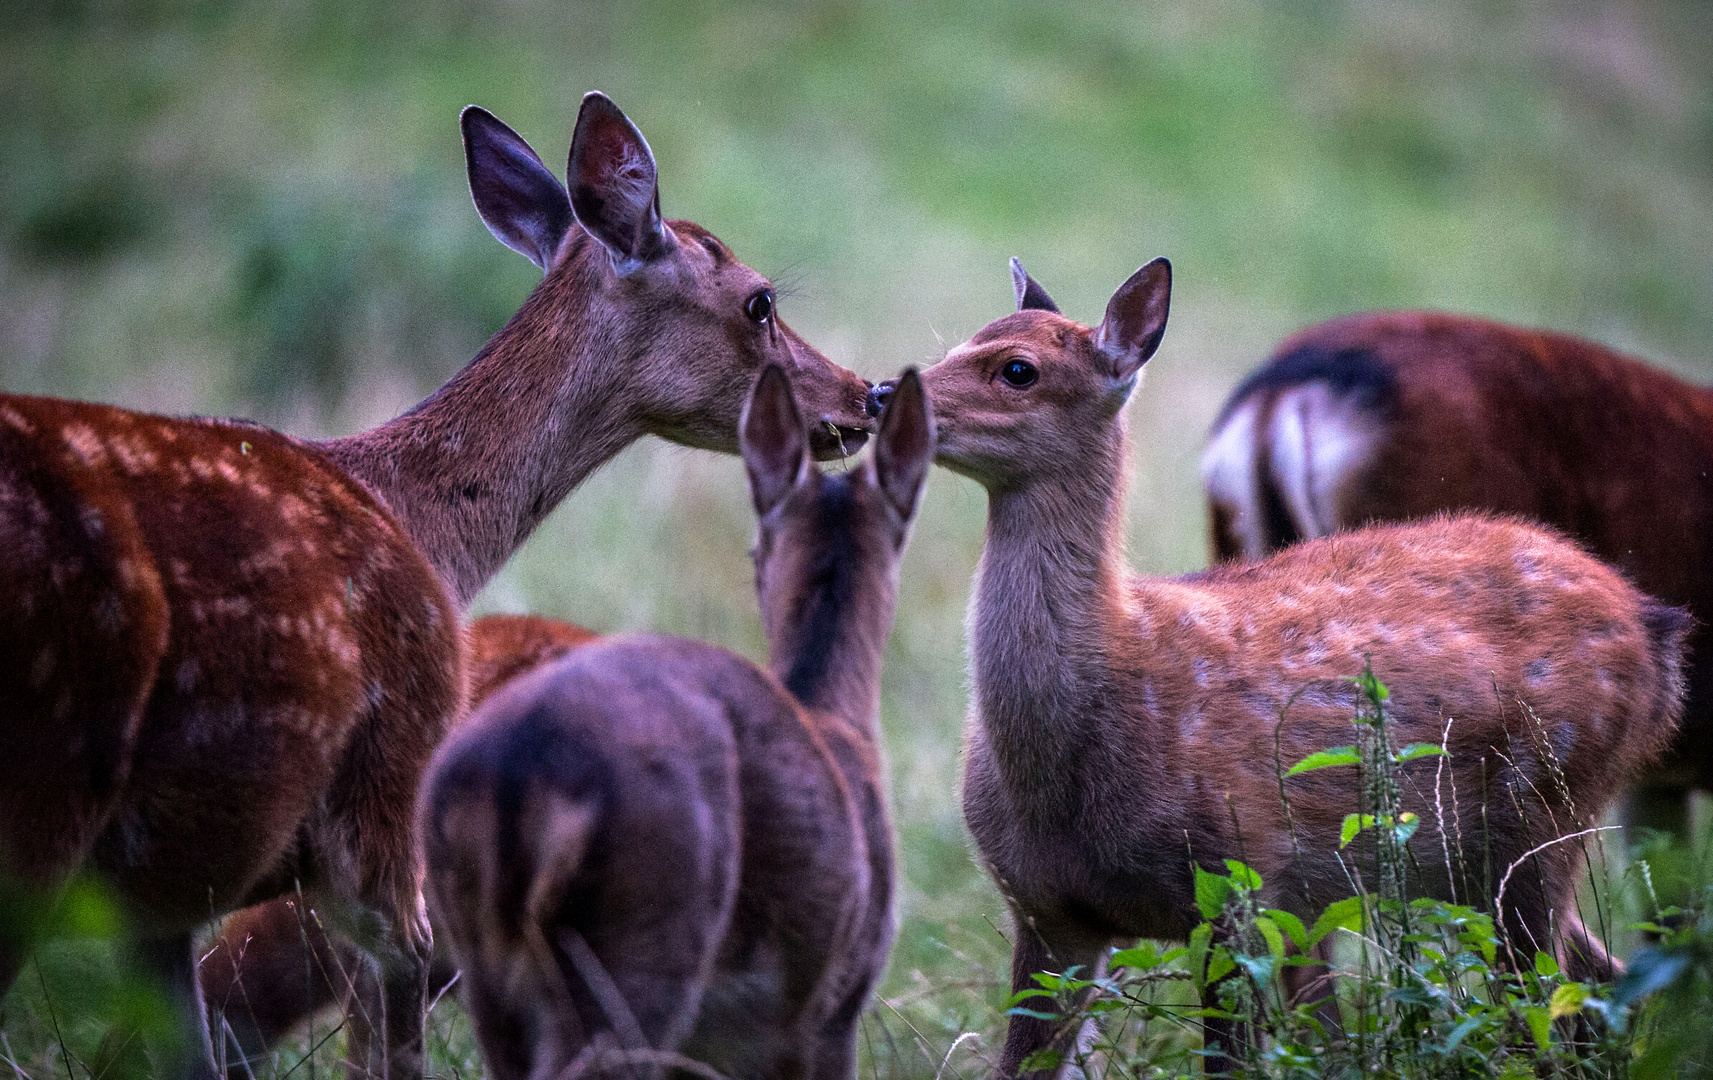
left=766, top=486, right=895, bottom=736
left=969, top=428, right=1139, bottom=801
left=318, top=258, right=641, bottom=606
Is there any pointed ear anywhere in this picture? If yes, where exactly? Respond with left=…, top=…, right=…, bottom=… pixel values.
left=1094, top=257, right=1171, bottom=381
left=741, top=365, right=809, bottom=517
left=1010, top=257, right=1060, bottom=313
left=462, top=107, right=574, bottom=273
left=871, top=368, right=935, bottom=522
left=568, top=92, right=673, bottom=272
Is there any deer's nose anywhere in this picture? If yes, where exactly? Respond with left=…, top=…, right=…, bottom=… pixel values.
left=865, top=381, right=896, bottom=419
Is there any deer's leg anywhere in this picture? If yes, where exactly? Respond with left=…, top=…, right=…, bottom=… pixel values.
left=1558, top=911, right=1619, bottom=983
left=996, top=919, right=1107, bottom=1080
left=1279, top=937, right=1341, bottom=1039
left=202, top=897, right=358, bottom=1077
left=1200, top=969, right=1246, bottom=1077
left=133, top=932, right=220, bottom=1080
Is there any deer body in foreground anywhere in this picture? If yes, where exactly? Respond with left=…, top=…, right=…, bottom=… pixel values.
left=200, top=614, right=598, bottom=1070
left=420, top=367, right=932, bottom=1080
left=0, top=91, right=871, bottom=1080
left=1202, top=311, right=1713, bottom=834
left=900, top=260, right=1688, bottom=1078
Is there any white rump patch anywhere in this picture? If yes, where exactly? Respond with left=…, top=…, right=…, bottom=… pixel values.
left=1200, top=399, right=1265, bottom=560
left=1266, top=383, right=1381, bottom=541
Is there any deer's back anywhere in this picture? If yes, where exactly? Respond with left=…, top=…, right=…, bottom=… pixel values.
left=0, top=394, right=461, bottom=921
left=1251, top=311, right=1713, bottom=609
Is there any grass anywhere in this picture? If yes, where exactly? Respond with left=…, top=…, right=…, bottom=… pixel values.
left=3, top=0, right=1713, bottom=1076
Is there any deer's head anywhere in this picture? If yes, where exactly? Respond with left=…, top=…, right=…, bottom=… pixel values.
left=463, top=93, right=873, bottom=459
left=884, top=257, right=1170, bottom=491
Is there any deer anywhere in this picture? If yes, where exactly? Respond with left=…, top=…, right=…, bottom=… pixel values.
left=418, top=364, right=932, bottom=1080
left=0, top=91, right=872, bottom=1080
left=200, top=614, right=598, bottom=1073
left=872, top=258, right=1689, bottom=1077
left=1201, top=311, right=1713, bottom=838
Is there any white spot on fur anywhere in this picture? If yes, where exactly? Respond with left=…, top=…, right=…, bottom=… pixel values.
left=1, top=405, right=35, bottom=433
left=62, top=423, right=106, bottom=466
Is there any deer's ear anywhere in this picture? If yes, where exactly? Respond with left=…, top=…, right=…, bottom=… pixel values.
left=742, top=365, right=809, bottom=517
left=462, top=107, right=574, bottom=273
left=1094, top=257, right=1171, bottom=382
left=871, top=368, right=935, bottom=522
left=1010, top=257, right=1060, bottom=313
left=568, top=92, right=673, bottom=272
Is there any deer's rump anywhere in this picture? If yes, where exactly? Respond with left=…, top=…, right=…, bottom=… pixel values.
left=0, top=394, right=461, bottom=926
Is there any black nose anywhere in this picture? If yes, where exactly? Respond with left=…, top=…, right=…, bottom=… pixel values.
left=865, top=381, right=895, bottom=419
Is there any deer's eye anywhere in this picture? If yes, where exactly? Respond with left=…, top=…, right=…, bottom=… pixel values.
left=746, top=289, right=775, bottom=323
left=1000, top=359, right=1038, bottom=387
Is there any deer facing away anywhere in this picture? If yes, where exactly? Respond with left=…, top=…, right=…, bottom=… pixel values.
left=0, top=91, right=871, bottom=1080
left=419, top=365, right=932, bottom=1080
left=884, top=259, right=1688, bottom=1077
left=1203, top=311, right=1713, bottom=836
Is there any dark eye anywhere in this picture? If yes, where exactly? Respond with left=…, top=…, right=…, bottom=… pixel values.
left=1000, top=359, right=1038, bottom=387
left=746, top=289, right=775, bottom=323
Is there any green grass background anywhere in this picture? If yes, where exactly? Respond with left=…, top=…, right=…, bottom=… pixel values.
left=4, top=0, right=1713, bottom=1075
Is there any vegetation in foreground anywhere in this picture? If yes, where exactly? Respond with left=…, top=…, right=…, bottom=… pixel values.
left=5, top=669, right=1713, bottom=1079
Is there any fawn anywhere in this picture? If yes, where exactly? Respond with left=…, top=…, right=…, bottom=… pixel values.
left=1203, top=311, right=1713, bottom=836
left=419, top=365, right=932, bottom=1080
left=0, top=92, right=869, bottom=1080
left=199, top=614, right=597, bottom=1072
left=881, top=258, right=1688, bottom=1077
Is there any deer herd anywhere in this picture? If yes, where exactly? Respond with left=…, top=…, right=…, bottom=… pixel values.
left=0, top=91, right=1704, bottom=1080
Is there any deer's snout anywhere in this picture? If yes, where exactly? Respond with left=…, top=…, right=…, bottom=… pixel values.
left=866, top=381, right=896, bottom=419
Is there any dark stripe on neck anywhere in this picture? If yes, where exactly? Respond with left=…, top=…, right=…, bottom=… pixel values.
left=782, top=475, right=858, bottom=702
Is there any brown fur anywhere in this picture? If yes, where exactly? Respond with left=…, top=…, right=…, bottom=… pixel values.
left=1205, top=311, right=1713, bottom=830
left=418, top=368, right=933, bottom=1080
left=0, top=93, right=870, bottom=1080
left=909, top=265, right=1688, bottom=1078
left=200, top=615, right=599, bottom=1073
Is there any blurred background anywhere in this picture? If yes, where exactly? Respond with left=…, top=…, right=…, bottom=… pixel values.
left=4, top=0, right=1712, bottom=1074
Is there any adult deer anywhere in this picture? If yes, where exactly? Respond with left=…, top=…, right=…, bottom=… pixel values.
left=881, top=260, right=1687, bottom=1077
left=1202, top=312, right=1713, bottom=835
left=200, top=615, right=598, bottom=1073
left=419, top=365, right=931, bottom=1080
left=0, top=92, right=871, bottom=1080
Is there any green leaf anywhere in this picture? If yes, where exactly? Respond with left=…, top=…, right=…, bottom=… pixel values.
left=1309, top=896, right=1367, bottom=948
left=1224, top=859, right=1263, bottom=891
left=1520, top=1004, right=1553, bottom=1050
left=1001, top=987, right=1055, bottom=1009
left=1394, top=742, right=1448, bottom=763
left=1256, top=915, right=1286, bottom=962
left=1549, top=983, right=1587, bottom=1019
left=1533, top=950, right=1560, bottom=979
left=1285, top=746, right=1359, bottom=777
left=1195, top=865, right=1235, bottom=920
left=1340, top=813, right=1375, bottom=848
left=1393, top=811, right=1420, bottom=844
left=1226, top=860, right=1267, bottom=891
left=1263, top=909, right=1309, bottom=952
left=1004, top=1007, right=1061, bottom=1021
left=1439, top=1014, right=1486, bottom=1054
left=1112, top=944, right=1162, bottom=971
left=1187, top=922, right=1213, bottom=991
left=1206, top=946, right=1236, bottom=986
left=1031, top=971, right=1063, bottom=991
left=1019, top=1049, right=1063, bottom=1073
